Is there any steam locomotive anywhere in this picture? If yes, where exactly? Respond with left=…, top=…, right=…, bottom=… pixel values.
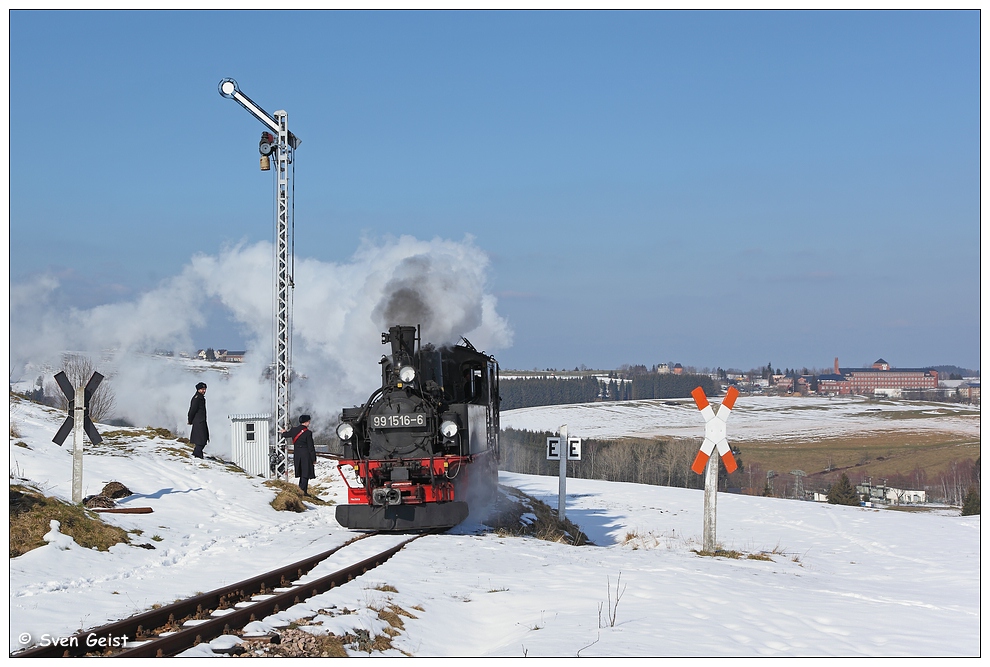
left=334, top=325, right=501, bottom=530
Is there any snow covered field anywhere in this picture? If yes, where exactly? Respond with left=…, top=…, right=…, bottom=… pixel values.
left=8, top=396, right=982, bottom=657
left=502, top=395, right=981, bottom=443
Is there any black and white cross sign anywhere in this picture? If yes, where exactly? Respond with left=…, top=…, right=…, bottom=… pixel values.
left=52, top=371, right=104, bottom=446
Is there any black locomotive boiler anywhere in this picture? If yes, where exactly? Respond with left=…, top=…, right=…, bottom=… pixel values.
left=334, top=325, right=501, bottom=530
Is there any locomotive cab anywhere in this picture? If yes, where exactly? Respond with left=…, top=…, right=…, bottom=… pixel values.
left=335, top=325, right=500, bottom=530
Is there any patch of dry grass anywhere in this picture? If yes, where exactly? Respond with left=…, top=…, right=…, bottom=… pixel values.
left=693, top=548, right=743, bottom=559
left=372, top=583, right=399, bottom=593
left=746, top=552, right=774, bottom=561
left=268, top=489, right=306, bottom=513
left=263, top=479, right=333, bottom=512
left=486, top=486, right=592, bottom=545
left=9, top=484, right=131, bottom=557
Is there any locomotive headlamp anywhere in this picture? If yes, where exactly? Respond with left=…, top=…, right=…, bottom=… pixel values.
left=336, top=422, right=355, bottom=441
left=398, top=366, right=416, bottom=383
left=440, top=420, right=458, bottom=439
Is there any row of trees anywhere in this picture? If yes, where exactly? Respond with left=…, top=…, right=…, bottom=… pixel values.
left=498, top=376, right=603, bottom=411
left=628, top=373, right=717, bottom=400
left=498, top=373, right=720, bottom=411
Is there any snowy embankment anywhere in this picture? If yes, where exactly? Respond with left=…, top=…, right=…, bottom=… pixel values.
left=8, top=396, right=981, bottom=657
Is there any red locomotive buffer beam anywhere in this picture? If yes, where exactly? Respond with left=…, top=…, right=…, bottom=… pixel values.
left=339, top=456, right=468, bottom=505
left=335, top=454, right=474, bottom=531
left=690, top=386, right=739, bottom=475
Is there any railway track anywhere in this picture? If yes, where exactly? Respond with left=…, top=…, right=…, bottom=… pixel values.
left=13, top=531, right=433, bottom=658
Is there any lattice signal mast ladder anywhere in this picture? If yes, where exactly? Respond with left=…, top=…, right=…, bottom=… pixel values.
left=690, top=386, right=739, bottom=475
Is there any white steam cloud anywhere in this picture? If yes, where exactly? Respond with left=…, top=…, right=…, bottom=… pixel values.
left=10, top=235, right=512, bottom=458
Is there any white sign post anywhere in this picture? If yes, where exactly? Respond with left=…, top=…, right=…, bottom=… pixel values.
left=52, top=371, right=103, bottom=504
left=546, top=426, right=582, bottom=523
left=71, top=384, right=85, bottom=503
left=691, top=386, right=739, bottom=552
left=558, top=425, right=567, bottom=522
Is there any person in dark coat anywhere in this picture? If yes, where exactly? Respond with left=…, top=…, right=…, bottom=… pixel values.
left=282, top=415, right=317, bottom=495
left=187, top=382, right=209, bottom=459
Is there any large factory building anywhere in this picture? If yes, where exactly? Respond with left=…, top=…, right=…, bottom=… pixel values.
left=831, top=358, right=939, bottom=395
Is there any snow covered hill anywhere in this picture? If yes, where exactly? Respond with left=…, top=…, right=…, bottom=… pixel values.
left=501, top=394, right=980, bottom=442
left=8, top=396, right=981, bottom=657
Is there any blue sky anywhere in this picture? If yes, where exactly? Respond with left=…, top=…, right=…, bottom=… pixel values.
left=9, top=10, right=980, bottom=372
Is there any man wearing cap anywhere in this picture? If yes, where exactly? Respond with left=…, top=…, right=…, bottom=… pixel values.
left=282, top=415, right=317, bottom=496
left=188, top=382, right=210, bottom=459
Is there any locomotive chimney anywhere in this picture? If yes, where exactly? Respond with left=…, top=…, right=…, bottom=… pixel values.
left=389, top=325, right=419, bottom=362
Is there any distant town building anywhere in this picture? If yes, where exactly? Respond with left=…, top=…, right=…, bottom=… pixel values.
left=832, top=357, right=938, bottom=396
left=817, top=373, right=852, bottom=395
left=777, top=376, right=810, bottom=394
left=657, top=363, right=670, bottom=375
left=672, top=363, right=683, bottom=376
left=855, top=482, right=927, bottom=505
left=960, top=381, right=980, bottom=402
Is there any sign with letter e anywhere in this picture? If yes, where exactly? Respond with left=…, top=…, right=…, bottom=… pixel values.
left=547, top=436, right=581, bottom=460
left=567, top=437, right=582, bottom=461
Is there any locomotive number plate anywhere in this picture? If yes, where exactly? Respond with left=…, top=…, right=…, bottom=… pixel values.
left=372, top=414, right=428, bottom=429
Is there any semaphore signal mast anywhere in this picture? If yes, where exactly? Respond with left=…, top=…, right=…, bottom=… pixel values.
left=218, top=78, right=301, bottom=467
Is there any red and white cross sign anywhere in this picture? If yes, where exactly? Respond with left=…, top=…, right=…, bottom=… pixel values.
left=690, top=386, right=739, bottom=475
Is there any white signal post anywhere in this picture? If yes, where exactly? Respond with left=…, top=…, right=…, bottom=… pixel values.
left=52, top=371, right=103, bottom=503
left=546, top=426, right=581, bottom=522
left=691, top=386, right=739, bottom=552
left=71, top=383, right=85, bottom=503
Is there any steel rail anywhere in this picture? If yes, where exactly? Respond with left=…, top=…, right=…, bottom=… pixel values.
left=115, top=534, right=423, bottom=657
left=11, top=532, right=386, bottom=658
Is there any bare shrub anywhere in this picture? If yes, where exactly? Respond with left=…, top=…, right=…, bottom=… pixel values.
left=598, top=573, right=626, bottom=628
left=45, top=354, right=116, bottom=423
